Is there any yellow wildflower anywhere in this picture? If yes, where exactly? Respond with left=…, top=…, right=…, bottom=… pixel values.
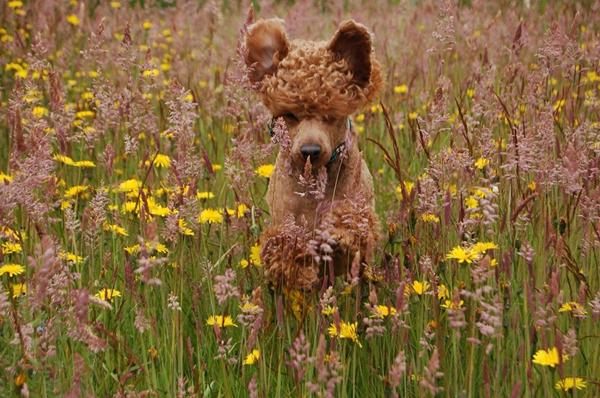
left=143, top=21, right=153, bottom=30
left=64, top=185, right=89, bottom=198
left=466, top=88, right=475, bottom=98
left=147, top=197, right=171, bottom=217
left=421, top=213, right=440, bottom=223
left=408, top=112, right=418, bottom=120
left=0, top=263, right=25, bottom=277
left=395, top=181, right=414, bottom=200
left=441, top=299, right=464, bottom=310
left=328, top=321, right=362, bottom=347
left=555, top=377, right=587, bottom=391
left=250, top=244, right=261, bottom=267
left=206, top=315, right=237, bottom=328
left=117, top=178, right=142, bottom=193
left=103, top=223, right=128, bottom=236
left=394, top=84, right=408, bottom=94
left=465, top=195, right=479, bottom=209
left=61, top=252, right=84, bottom=265
left=53, top=154, right=76, bottom=166
left=8, top=1, right=23, bottom=8
left=411, top=280, right=430, bottom=295
left=196, top=191, right=215, bottom=200
left=437, top=284, right=449, bottom=300
left=446, top=246, right=478, bottom=264
left=95, top=288, right=122, bottom=301
left=153, top=154, right=171, bottom=168
left=532, top=347, right=569, bottom=367
left=73, top=160, right=95, bottom=168
left=243, top=349, right=260, bottom=365
left=471, top=242, right=498, bottom=255
left=75, top=110, right=95, bottom=119
left=143, top=69, right=160, bottom=78
left=240, top=259, right=249, bottom=268
left=11, top=283, right=27, bottom=298
left=198, top=208, right=223, bottom=224
left=178, top=219, right=194, bottom=236
left=559, top=302, right=587, bottom=316
left=32, top=106, right=49, bottom=119
left=66, top=14, right=80, bottom=26
left=110, top=1, right=121, bottom=8
left=2, top=242, right=22, bottom=254
left=322, top=305, right=338, bottom=316
left=0, top=172, right=13, bottom=183
left=372, top=305, right=397, bottom=318
left=237, top=203, right=249, bottom=218
left=212, top=164, right=222, bottom=172
left=256, top=164, right=275, bottom=178
left=474, top=157, right=489, bottom=170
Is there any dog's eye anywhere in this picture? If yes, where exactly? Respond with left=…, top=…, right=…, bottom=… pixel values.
left=276, top=112, right=299, bottom=123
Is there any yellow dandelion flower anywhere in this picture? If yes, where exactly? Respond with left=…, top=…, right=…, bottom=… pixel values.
left=465, top=196, right=479, bottom=209
left=559, top=302, right=587, bottom=315
left=198, top=208, right=223, bottom=224
left=555, top=377, right=587, bottom=391
left=0, top=172, right=13, bottom=183
left=394, top=84, right=408, bottom=94
left=408, top=112, right=418, bottom=120
left=66, top=14, right=80, bottom=26
left=237, top=203, right=249, bottom=218
left=412, top=280, right=430, bottom=295
left=240, top=259, right=249, bottom=268
left=474, top=157, right=489, bottom=170
left=11, top=283, right=27, bottom=298
left=2, top=242, right=22, bottom=254
left=32, top=106, right=49, bottom=119
left=75, top=110, right=95, bottom=119
left=243, top=349, right=260, bottom=365
left=256, top=164, right=275, bottom=178
left=328, top=321, right=362, bottom=347
left=147, top=197, right=171, bottom=217
left=64, top=185, right=89, bottom=198
left=117, top=178, right=142, bottom=193
left=395, top=181, right=414, bottom=200
left=466, top=88, right=475, bottom=98
left=212, top=164, right=222, bottom=172
left=110, top=1, right=121, bottom=8
left=250, top=244, right=261, bottom=267
left=124, top=244, right=140, bottom=255
left=53, top=154, right=76, bottom=166
left=532, top=347, right=569, bottom=367
left=471, top=242, right=498, bottom=255
left=178, top=219, right=194, bottom=236
left=142, top=69, right=160, bottom=78
left=446, top=246, right=478, bottom=264
left=153, top=154, right=171, bottom=168
left=441, top=299, right=464, bottom=310
left=372, top=305, right=397, bottom=318
left=73, top=160, right=96, bottom=168
left=153, top=242, right=169, bottom=254
left=528, top=180, right=536, bottom=191
left=61, top=252, right=84, bottom=265
left=95, top=288, right=122, bottom=301
left=206, top=315, right=237, bottom=328
left=143, top=21, right=153, bottom=30
left=103, top=223, right=128, bottom=236
left=196, top=191, right=215, bottom=200
left=421, top=213, right=440, bottom=223
left=321, top=305, right=338, bottom=316
left=438, top=284, right=449, bottom=300
left=8, top=1, right=23, bottom=8
left=0, top=263, right=25, bottom=277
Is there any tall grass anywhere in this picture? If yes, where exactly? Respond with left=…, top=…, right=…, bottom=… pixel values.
left=0, top=0, right=599, bottom=397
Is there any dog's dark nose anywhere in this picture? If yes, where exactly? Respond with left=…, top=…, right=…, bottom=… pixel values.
left=300, top=144, right=322, bottom=160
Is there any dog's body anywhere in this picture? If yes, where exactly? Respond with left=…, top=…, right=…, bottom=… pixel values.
left=245, top=18, right=383, bottom=289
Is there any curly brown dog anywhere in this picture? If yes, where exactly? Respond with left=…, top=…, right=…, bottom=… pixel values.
left=245, top=18, right=383, bottom=290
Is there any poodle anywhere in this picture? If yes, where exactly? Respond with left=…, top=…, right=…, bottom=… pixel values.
left=244, top=18, right=383, bottom=290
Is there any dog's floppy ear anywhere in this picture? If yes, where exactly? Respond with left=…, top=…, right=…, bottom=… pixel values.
left=328, top=20, right=373, bottom=88
left=245, top=18, right=289, bottom=84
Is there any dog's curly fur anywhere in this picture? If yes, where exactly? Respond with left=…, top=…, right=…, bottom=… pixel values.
left=245, top=18, right=383, bottom=290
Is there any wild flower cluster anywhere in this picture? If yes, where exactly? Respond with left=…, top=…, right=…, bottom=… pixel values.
left=0, top=0, right=599, bottom=396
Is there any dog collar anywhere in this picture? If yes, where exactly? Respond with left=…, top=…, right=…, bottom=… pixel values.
left=268, top=118, right=352, bottom=166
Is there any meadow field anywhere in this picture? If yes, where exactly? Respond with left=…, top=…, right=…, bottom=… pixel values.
left=1, top=0, right=600, bottom=396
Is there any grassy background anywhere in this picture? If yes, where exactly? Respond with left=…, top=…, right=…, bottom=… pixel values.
left=0, top=0, right=599, bottom=396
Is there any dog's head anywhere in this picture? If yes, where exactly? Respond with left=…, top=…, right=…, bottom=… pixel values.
left=245, top=18, right=383, bottom=169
